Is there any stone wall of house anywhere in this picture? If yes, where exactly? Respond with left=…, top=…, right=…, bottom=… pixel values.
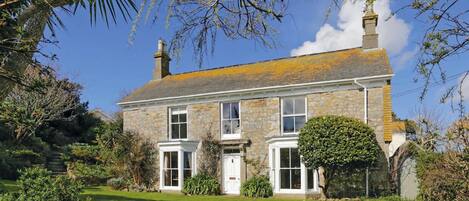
left=187, top=102, right=221, bottom=141
left=307, top=87, right=388, bottom=156
left=241, top=98, right=280, bottom=178
left=122, top=85, right=389, bottom=189
left=187, top=102, right=223, bottom=180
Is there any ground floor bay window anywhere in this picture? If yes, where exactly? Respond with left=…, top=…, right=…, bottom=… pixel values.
left=158, top=141, right=198, bottom=190
left=267, top=136, right=319, bottom=194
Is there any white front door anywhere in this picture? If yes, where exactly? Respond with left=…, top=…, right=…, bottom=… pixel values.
left=223, top=154, right=241, bottom=194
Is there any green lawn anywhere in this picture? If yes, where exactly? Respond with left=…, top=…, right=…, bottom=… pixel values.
left=1, top=180, right=403, bottom=201
left=83, top=186, right=302, bottom=201
left=1, top=180, right=300, bottom=201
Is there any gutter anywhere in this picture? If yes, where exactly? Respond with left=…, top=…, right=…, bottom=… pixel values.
left=118, top=74, right=394, bottom=106
left=353, top=79, right=368, bottom=124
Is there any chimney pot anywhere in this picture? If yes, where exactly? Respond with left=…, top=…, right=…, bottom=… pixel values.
left=153, top=39, right=170, bottom=80
left=157, top=39, right=164, bottom=52
left=362, top=2, right=379, bottom=49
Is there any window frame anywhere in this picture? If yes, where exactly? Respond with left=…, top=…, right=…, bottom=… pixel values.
left=158, top=141, right=198, bottom=191
left=160, top=150, right=196, bottom=190
left=169, top=106, right=188, bottom=140
left=280, top=96, right=307, bottom=135
left=183, top=152, right=193, bottom=180
left=279, top=148, right=302, bottom=190
left=220, top=101, right=241, bottom=139
left=163, top=151, right=179, bottom=187
left=267, top=138, right=319, bottom=194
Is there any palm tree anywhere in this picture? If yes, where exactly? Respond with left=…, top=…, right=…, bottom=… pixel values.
left=0, top=0, right=137, bottom=96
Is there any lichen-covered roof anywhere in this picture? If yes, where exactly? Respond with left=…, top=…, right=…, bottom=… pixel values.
left=121, top=47, right=393, bottom=103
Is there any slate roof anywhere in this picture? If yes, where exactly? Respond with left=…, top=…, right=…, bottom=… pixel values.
left=121, top=47, right=392, bottom=103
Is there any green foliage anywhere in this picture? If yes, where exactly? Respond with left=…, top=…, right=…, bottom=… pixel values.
left=106, top=177, right=129, bottom=190
left=63, top=143, right=110, bottom=185
left=416, top=151, right=468, bottom=201
left=298, top=115, right=381, bottom=169
left=182, top=174, right=220, bottom=195
left=0, top=67, right=84, bottom=144
left=95, top=117, right=156, bottom=188
left=298, top=115, right=381, bottom=198
left=240, top=176, right=272, bottom=198
left=63, top=143, right=100, bottom=163
left=0, top=167, right=84, bottom=201
left=0, top=143, right=45, bottom=180
left=328, top=151, right=391, bottom=198
left=67, top=162, right=111, bottom=185
left=197, top=132, right=221, bottom=176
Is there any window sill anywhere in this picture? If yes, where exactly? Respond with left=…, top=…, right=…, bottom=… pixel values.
left=281, top=133, right=299, bottom=136
left=221, top=134, right=241, bottom=140
left=168, top=138, right=189, bottom=141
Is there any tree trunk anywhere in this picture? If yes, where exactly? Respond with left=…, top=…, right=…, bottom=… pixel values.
left=318, top=167, right=328, bottom=199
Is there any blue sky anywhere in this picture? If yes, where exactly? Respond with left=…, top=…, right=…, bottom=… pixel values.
left=42, top=0, right=468, bottom=126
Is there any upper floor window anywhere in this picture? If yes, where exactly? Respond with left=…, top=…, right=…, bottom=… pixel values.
left=281, top=97, right=306, bottom=134
left=170, top=107, right=187, bottom=139
left=221, top=102, right=240, bottom=137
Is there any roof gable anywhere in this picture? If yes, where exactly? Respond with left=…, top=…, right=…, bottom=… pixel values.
left=121, top=48, right=392, bottom=104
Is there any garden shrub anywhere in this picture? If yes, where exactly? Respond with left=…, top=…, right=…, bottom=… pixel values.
left=0, top=167, right=84, bottom=201
left=298, top=115, right=381, bottom=199
left=97, top=130, right=157, bottom=188
left=240, top=175, right=272, bottom=198
left=107, top=177, right=129, bottom=190
left=182, top=174, right=220, bottom=195
left=0, top=144, right=45, bottom=179
left=67, top=162, right=111, bottom=185
left=63, top=143, right=99, bottom=163
left=416, top=151, right=468, bottom=201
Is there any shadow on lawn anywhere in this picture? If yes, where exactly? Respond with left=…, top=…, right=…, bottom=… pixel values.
left=85, top=194, right=156, bottom=201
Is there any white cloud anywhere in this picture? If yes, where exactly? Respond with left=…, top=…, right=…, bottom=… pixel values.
left=395, top=46, right=419, bottom=71
left=291, top=0, right=411, bottom=56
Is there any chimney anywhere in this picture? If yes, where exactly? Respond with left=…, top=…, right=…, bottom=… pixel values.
left=153, top=39, right=171, bottom=80
left=362, top=1, right=378, bottom=49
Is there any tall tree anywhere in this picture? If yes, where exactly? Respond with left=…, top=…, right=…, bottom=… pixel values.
left=0, top=67, right=83, bottom=143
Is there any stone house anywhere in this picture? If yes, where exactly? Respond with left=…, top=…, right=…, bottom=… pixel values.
left=119, top=9, right=393, bottom=197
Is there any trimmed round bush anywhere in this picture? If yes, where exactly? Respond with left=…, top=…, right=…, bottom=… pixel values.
left=298, top=115, right=381, bottom=198
left=240, top=176, right=273, bottom=198
left=182, top=174, right=220, bottom=195
left=107, top=177, right=129, bottom=190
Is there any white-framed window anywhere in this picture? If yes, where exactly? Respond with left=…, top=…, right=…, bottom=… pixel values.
left=281, top=97, right=306, bottom=134
left=267, top=137, right=319, bottom=194
left=162, top=151, right=195, bottom=188
left=163, top=151, right=179, bottom=187
left=221, top=102, right=240, bottom=138
left=183, top=152, right=193, bottom=180
left=279, top=148, right=301, bottom=189
left=170, top=107, right=187, bottom=139
left=158, top=141, right=198, bottom=190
